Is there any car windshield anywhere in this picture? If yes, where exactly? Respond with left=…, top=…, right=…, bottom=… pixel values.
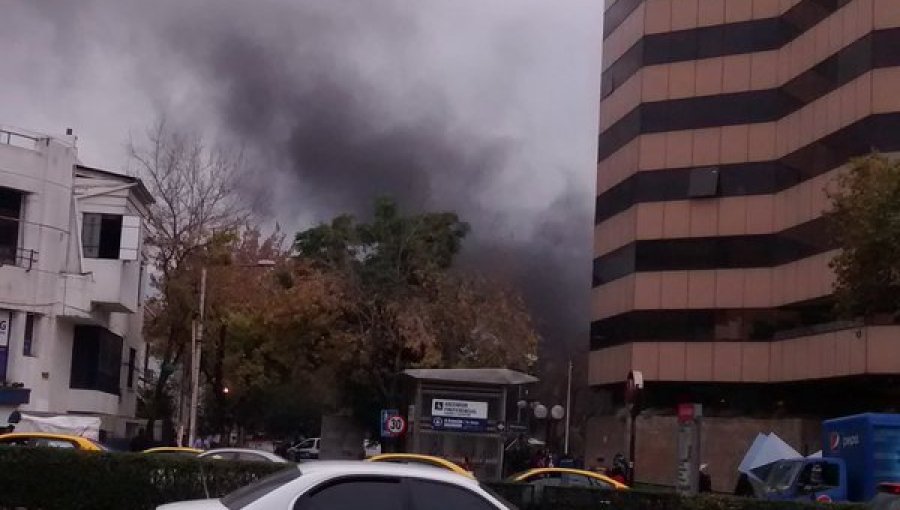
left=220, top=467, right=301, bottom=510
left=480, top=482, right=520, bottom=510
left=765, top=460, right=804, bottom=492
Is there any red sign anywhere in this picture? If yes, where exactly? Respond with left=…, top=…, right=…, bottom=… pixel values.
left=829, top=432, right=840, bottom=452
left=677, top=403, right=695, bottom=423
left=385, top=415, right=406, bottom=437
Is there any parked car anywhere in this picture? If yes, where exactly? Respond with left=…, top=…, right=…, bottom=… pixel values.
left=287, top=437, right=319, bottom=460
left=198, top=448, right=289, bottom=464
left=507, top=467, right=627, bottom=507
left=0, top=432, right=104, bottom=451
left=367, top=453, right=473, bottom=477
left=871, top=483, right=900, bottom=510
left=364, top=438, right=382, bottom=458
left=508, top=467, right=627, bottom=490
left=143, top=447, right=203, bottom=457
left=157, top=460, right=517, bottom=509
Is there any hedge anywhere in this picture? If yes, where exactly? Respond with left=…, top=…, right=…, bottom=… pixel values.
left=484, top=483, right=868, bottom=510
left=0, top=447, right=870, bottom=510
left=0, top=447, right=284, bottom=510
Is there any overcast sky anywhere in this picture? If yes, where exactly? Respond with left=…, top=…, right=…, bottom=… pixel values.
left=0, top=1, right=603, bottom=386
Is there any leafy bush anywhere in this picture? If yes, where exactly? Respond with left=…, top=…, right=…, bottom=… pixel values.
left=0, top=447, right=285, bottom=510
left=483, top=483, right=868, bottom=510
left=0, top=448, right=869, bottom=510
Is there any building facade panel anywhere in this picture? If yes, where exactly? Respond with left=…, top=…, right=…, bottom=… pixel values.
left=0, top=127, right=151, bottom=440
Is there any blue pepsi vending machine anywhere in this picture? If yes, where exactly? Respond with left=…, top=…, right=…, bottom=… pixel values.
left=823, top=413, right=900, bottom=502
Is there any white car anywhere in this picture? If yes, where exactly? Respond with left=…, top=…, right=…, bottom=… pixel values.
left=157, top=460, right=517, bottom=509
left=197, top=448, right=289, bottom=464
left=287, top=438, right=319, bottom=460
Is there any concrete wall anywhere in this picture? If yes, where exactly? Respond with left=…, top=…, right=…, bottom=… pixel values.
left=585, top=414, right=821, bottom=493
left=0, top=129, right=148, bottom=437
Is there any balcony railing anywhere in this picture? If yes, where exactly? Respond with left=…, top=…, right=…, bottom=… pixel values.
left=0, top=246, right=38, bottom=271
left=0, top=127, right=45, bottom=150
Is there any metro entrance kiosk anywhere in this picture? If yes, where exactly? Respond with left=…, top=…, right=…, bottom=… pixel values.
left=404, top=368, right=538, bottom=480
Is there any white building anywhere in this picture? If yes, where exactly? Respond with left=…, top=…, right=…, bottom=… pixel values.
left=0, top=126, right=152, bottom=440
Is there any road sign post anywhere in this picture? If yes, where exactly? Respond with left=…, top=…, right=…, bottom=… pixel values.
left=381, top=409, right=407, bottom=439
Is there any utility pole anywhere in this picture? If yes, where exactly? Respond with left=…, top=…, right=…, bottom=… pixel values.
left=564, top=359, right=572, bottom=455
left=189, top=266, right=207, bottom=448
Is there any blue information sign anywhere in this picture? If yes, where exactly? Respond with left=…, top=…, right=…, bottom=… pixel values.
left=431, top=416, right=487, bottom=432
left=381, top=409, right=400, bottom=438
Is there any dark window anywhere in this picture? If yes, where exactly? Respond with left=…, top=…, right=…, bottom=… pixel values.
left=600, top=27, right=900, bottom=163
left=562, top=473, right=595, bottom=488
left=593, top=216, right=835, bottom=286
left=221, top=467, right=302, bottom=510
left=38, top=438, right=77, bottom=449
left=82, top=213, right=122, bottom=259
left=127, top=347, right=136, bottom=388
left=297, top=478, right=403, bottom=510
left=0, top=187, right=22, bottom=265
left=408, top=479, right=498, bottom=510
left=603, top=0, right=643, bottom=38
left=597, top=113, right=900, bottom=225
left=0, top=436, right=32, bottom=447
left=22, top=313, right=35, bottom=357
left=236, top=452, right=267, bottom=462
left=70, top=326, right=123, bottom=395
left=600, top=2, right=848, bottom=100
left=688, top=167, right=719, bottom=198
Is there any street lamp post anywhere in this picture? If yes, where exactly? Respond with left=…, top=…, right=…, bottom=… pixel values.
left=187, top=259, right=276, bottom=448
left=531, top=402, right=565, bottom=457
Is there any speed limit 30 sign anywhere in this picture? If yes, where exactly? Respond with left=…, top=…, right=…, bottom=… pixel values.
left=380, top=409, right=407, bottom=438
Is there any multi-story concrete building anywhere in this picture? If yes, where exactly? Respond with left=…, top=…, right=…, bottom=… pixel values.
left=591, top=0, right=900, bottom=489
left=0, top=126, right=152, bottom=439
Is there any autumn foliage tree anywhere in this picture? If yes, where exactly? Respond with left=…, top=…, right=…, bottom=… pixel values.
left=830, top=154, right=900, bottom=318
left=199, top=227, right=344, bottom=437
left=294, top=198, right=539, bottom=427
left=132, top=121, right=248, bottom=438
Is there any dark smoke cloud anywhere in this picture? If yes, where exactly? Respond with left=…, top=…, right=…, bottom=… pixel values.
left=0, top=0, right=601, bottom=397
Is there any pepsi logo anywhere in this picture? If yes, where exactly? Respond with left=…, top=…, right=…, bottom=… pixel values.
left=829, top=432, right=841, bottom=451
left=816, top=494, right=833, bottom=503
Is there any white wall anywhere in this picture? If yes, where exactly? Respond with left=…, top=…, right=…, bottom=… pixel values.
left=0, top=130, right=150, bottom=437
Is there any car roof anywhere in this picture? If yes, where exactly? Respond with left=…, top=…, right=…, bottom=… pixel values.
left=517, top=467, right=629, bottom=488
left=145, top=447, right=203, bottom=453
left=368, top=454, right=472, bottom=475
left=0, top=432, right=90, bottom=441
left=296, top=460, right=481, bottom=488
left=202, top=448, right=275, bottom=454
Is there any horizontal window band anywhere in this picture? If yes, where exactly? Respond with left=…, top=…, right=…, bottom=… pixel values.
left=592, top=215, right=834, bottom=286
left=599, top=29, right=900, bottom=162
left=590, top=301, right=837, bottom=349
left=603, top=0, right=643, bottom=39
left=602, top=0, right=854, bottom=99
left=595, top=112, right=900, bottom=226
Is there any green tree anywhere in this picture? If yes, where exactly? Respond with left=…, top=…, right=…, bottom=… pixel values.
left=197, top=227, right=342, bottom=438
left=830, top=154, right=900, bottom=318
left=295, top=198, right=538, bottom=427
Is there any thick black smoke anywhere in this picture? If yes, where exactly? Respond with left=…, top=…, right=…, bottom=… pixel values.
left=5, top=0, right=599, bottom=399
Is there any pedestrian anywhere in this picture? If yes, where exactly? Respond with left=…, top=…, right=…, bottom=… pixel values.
left=734, top=472, right=754, bottom=497
left=699, top=464, right=712, bottom=493
left=129, top=427, right=150, bottom=452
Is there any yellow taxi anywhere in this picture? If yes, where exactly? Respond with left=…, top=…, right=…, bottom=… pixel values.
left=366, top=453, right=474, bottom=478
left=0, top=432, right=104, bottom=451
left=142, top=446, right=203, bottom=456
left=509, top=467, right=629, bottom=490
